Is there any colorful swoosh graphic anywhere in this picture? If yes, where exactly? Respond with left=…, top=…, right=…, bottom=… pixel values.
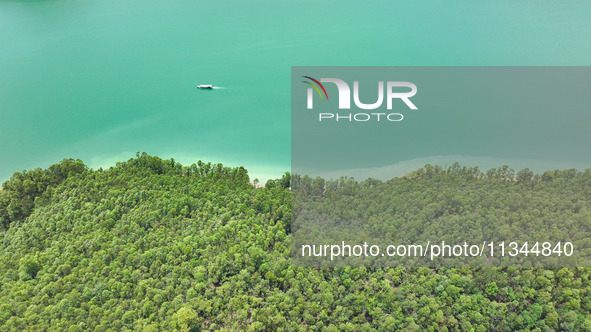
left=302, top=81, right=323, bottom=99
left=302, top=76, right=328, bottom=100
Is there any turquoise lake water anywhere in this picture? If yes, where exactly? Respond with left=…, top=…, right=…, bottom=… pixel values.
left=1, top=0, right=591, bottom=181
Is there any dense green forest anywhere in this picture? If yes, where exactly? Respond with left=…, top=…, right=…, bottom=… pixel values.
left=292, top=164, right=591, bottom=267
left=1, top=154, right=591, bottom=331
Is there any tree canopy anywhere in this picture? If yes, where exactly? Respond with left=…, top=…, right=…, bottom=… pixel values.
left=1, top=156, right=590, bottom=331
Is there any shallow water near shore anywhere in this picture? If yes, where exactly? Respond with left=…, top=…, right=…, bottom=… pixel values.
left=1, top=0, right=591, bottom=181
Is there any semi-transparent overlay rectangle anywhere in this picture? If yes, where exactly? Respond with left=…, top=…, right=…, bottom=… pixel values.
left=291, top=66, right=591, bottom=267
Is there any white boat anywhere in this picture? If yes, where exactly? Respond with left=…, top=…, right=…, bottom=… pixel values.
left=197, top=85, right=213, bottom=89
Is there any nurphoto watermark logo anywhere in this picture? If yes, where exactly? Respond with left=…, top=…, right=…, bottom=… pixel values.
left=302, top=76, right=418, bottom=122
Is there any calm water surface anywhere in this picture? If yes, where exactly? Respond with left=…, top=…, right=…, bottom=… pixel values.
left=1, top=0, right=590, bottom=180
